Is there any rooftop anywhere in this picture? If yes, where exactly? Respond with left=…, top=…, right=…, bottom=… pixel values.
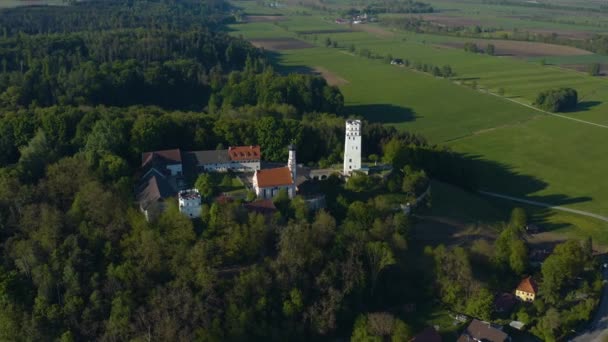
left=516, top=276, right=538, bottom=294
left=179, top=189, right=201, bottom=200
left=228, top=145, right=261, bottom=161
left=186, top=149, right=230, bottom=166
left=244, top=199, right=277, bottom=215
left=457, top=319, right=508, bottom=342
left=255, top=167, right=294, bottom=188
left=141, top=149, right=182, bottom=167
left=136, top=169, right=176, bottom=209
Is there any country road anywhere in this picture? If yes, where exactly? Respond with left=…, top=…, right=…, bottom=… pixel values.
left=478, top=191, right=608, bottom=223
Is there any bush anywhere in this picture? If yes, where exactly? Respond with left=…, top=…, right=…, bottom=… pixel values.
left=534, top=88, right=578, bottom=112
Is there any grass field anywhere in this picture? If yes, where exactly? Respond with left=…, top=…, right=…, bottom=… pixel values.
left=228, top=0, right=608, bottom=245
left=0, top=0, right=65, bottom=8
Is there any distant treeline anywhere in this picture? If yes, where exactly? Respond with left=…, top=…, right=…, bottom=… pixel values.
left=381, top=16, right=608, bottom=55
left=481, top=0, right=608, bottom=13
left=0, top=0, right=231, bottom=36
left=363, top=0, right=434, bottom=14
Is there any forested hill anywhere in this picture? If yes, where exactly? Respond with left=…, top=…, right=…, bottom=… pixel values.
left=0, top=1, right=448, bottom=341
left=0, top=0, right=343, bottom=111
left=0, top=1, right=491, bottom=341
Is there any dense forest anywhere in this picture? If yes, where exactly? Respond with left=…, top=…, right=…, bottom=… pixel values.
left=0, top=1, right=465, bottom=341
left=0, top=1, right=600, bottom=341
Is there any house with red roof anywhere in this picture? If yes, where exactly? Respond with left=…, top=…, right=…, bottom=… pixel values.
left=253, top=145, right=296, bottom=199
left=515, top=276, right=538, bottom=302
left=184, top=145, right=261, bottom=173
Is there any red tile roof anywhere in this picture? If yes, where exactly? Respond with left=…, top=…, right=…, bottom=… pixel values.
left=516, top=276, right=538, bottom=294
left=141, top=149, right=182, bottom=167
left=255, top=167, right=293, bottom=188
left=229, top=146, right=261, bottom=161
left=244, top=199, right=277, bottom=215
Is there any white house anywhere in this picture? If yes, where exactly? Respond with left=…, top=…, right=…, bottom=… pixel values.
left=343, top=119, right=362, bottom=175
left=253, top=145, right=296, bottom=199
left=178, top=189, right=202, bottom=218
left=186, top=145, right=261, bottom=173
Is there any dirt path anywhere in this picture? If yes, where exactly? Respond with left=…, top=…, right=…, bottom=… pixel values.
left=313, top=66, right=349, bottom=86
left=479, top=191, right=608, bottom=223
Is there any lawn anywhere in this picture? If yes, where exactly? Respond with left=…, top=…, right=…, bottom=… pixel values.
left=227, top=0, right=608, bottom=245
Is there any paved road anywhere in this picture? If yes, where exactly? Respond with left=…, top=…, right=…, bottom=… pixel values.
left=478, top=191, right=608, bottom=223
left=572, top=265, right=608, bottom=342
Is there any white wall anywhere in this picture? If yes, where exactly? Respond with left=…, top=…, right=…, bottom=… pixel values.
left=344, top=120, right=362, bottom=175
left=255, top=185, right=295, bottom=199
left=179, top=197, right=201, bottom=218
left=201, top=161, right=260, bottom=172
left=166, top=163, right=183, bottom=176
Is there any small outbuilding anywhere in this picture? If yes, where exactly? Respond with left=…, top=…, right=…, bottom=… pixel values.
left=457, top=319, right=510, bottom=342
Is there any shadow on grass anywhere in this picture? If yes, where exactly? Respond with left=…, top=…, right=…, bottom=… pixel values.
left=345, top=103, right=417, bottom=124
left=420, top=150, right=594, bottom=233
left=264, top=50, right=318, bottom=75
left=571, top=101, right=602, bottom=112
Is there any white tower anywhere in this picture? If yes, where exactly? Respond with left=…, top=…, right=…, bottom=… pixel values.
left=343, top=119, right=362, bottom=175
left=178, top=189, right=202, bottom=219
left=288, top=144, right=297, bottom=183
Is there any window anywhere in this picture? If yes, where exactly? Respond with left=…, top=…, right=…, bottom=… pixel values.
left=349, top=159, right=352, bottom=162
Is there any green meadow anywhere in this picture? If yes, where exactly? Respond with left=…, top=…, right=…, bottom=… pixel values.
left=0, top=0, right=64, bottom=8
left=228, top=2, right=608, bottom=244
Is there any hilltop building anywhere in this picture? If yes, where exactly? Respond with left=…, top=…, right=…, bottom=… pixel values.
left=343, top=119, right=362, bottom=175
left=136, top=168, right=176, bottom=222
left=185, top=145, right=261, bottom=173
left=141, top=148, right=183, bottom=176
left=136, top=145, right=259, bottom=221
left=253, top=145, right=296, bottom=199
left=178, top=189, right=202, bottom=218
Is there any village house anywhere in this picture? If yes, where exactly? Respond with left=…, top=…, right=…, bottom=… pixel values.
left=457, top=319, right=510, bottom=342
left=515, top=276, right=538, bottom=302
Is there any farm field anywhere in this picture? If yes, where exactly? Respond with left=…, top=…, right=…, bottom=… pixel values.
left=227, top=0, right=608, bottom=244
left=0, top=0, right=64, bottom=8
